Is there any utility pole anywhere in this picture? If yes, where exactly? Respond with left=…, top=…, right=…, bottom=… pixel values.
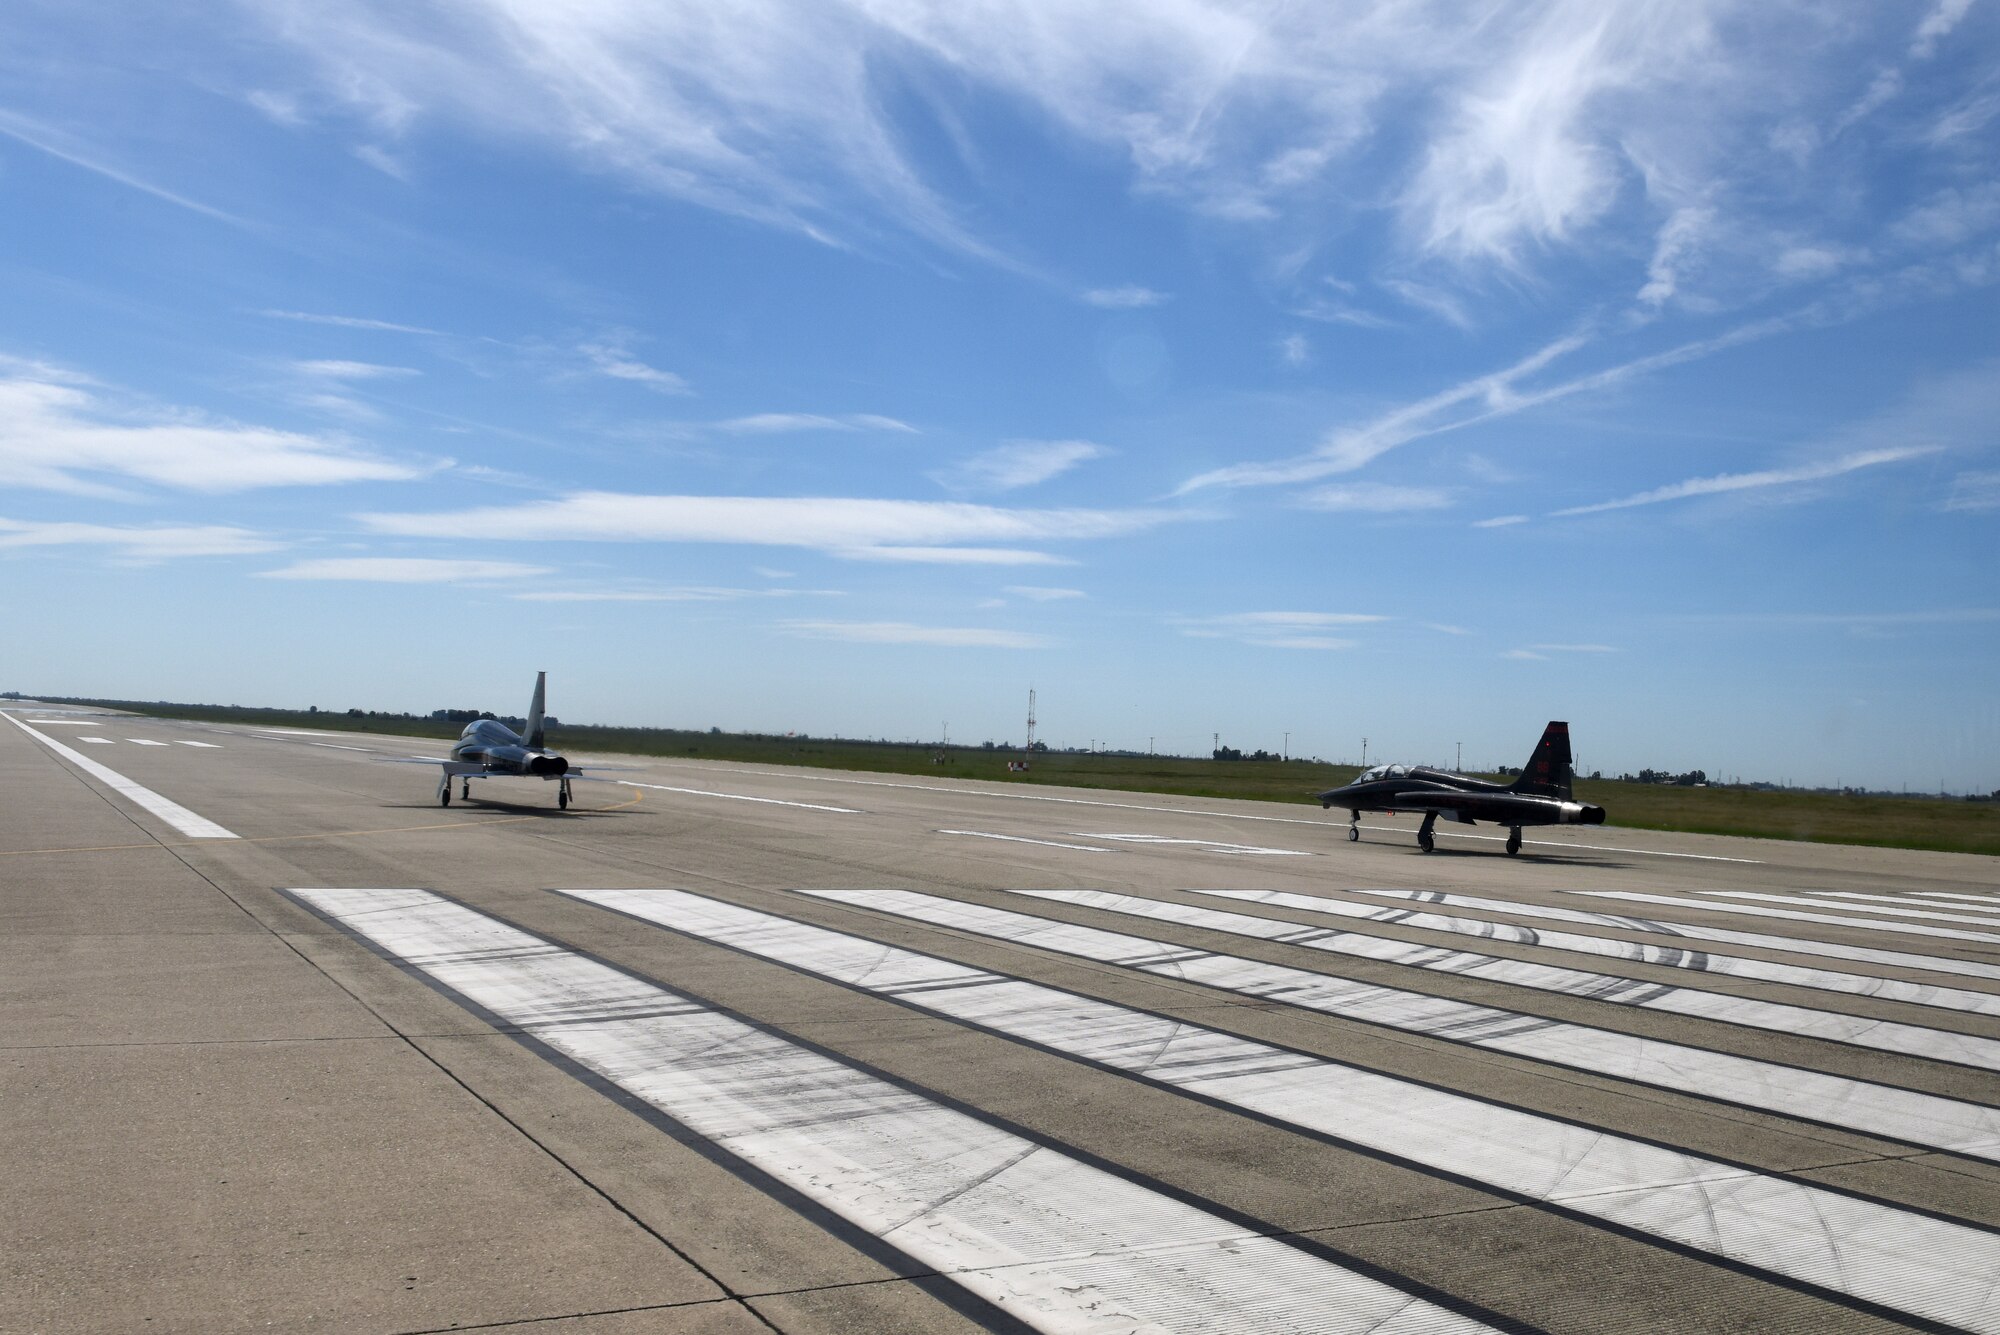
left=1025, top=689, right=1036, bottom=756
left=1283, top=731, right=1290, bottom=761
left=1456, top=740, right=1462, bottom=772
left=1361, top=737, right=1368, bottom=766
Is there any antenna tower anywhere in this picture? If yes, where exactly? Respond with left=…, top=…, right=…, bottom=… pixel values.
left=1025, top=688, right=1037, bottom=755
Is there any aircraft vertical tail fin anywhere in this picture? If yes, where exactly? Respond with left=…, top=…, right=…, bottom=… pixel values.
left=525, top=671, right=548, bottom=750
left=1509, top=721, right=1573, bottom=799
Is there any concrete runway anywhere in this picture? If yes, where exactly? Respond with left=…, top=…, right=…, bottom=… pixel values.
left=6, top=701, right=1999, bottom=1335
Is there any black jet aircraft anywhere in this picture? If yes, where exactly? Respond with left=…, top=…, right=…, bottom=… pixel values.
left=394, top=672, right=622, bottom=809
left=1317, top=720, right=1605, bottom=854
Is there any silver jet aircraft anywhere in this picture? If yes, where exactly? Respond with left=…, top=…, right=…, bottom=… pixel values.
left=397, top=672, right=621, bottom=809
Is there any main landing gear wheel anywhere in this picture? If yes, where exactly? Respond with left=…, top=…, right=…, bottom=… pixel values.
left=1416, top=811, right=1438, bottom=853
left=1505, top=828, right=1522, bottom=856
left=461, top=779, right=472, bottom=801
left=438, top=783, right=450, bottom=808
left=558, top=778, right=572, bottom=810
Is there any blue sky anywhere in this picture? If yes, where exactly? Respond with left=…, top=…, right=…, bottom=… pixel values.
left=2, top=2, right=1995, bottom=791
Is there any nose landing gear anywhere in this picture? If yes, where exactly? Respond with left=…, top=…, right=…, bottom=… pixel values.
left=1347, top=811, right=1360, bottom=842
left=1505, top=827, right=1522, bottom=856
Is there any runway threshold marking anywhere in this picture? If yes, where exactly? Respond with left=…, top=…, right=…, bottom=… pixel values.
left=2, top=713, right=237, bottom=840
left=287, top=887, right=1515, bottom=1335
left=564, top=887, right=2000, bottom=1332
left=174, top=740, right=221, bottom=748
left=125, top=739, right=168, bottom=746
left=78, top=736, right=115, bottom=744
left=803, top=889, right=2000, bottom=1163
left=1697, top=889, right=2000, bottom=929
left=939, top=829, right=1110, bottom=852
left=1360, top=890, right=2000, bottom=985
left=1201, top=889, right=2000, bottom=1018
left=650, top=765, right=1764, bottom=862
left=618, top=781, right=858, bottom=813
left=1050, top=890, right=2000, bottom=1073
left=1577, top=890, right=2000, bottom=949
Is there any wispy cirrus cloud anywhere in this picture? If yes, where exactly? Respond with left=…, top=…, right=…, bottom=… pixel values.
left=356, top=492, right=1180, bottom=564
left=1082, top=286, right=1168, bottom=309
left=1551, top=446, right=1939, bottom=517
left=717, top=412, right=915, bottom=434
left=1941, top=470, right=2000, bottom=513
left=0, top=518, right=281, bottom=561
left=0, top=368, right=431, bottom=496
left=511, top=586, right=843, bottom=602
left=1504, top=642, right=1617, bottom=661
left=1299, top=482, right=1454, bottom=513
left=1004, top=586, right=1086, bottom=602
left=0, top=109, right=247, bottom=226
left=259, top=557, right=552, bottom=582
left=940, top=440, right=1106, bottom=492
left=1176, top=610, right=1388, bottom=651
left=255, top=309, right=444, bottom=335
left=783, top=620, right=1049, bottom=649
left=579, top=341, right=690, bottom=394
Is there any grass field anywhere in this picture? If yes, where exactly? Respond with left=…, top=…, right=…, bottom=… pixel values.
left=42, top=697, right=2000, bottom=857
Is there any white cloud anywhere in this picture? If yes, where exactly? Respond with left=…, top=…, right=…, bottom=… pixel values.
left=1380, top=278, right=1472, bottom=330
left=357, top=493, right=1177, bottom=559
left=942, top=440, right=1107, bottom=492
left=579, top=342, right=691, bottom=394
left=1005, top=586, right=1086, bottom=601
left=1775, top=245, right=1868, bottom=280
left=1910, top=0, right=1977, bottom=60
left=0, top=109, right=246, bottom=226
left=0, top=370, right=430, bottom=495
left=1501, top=648, right=1548, bottom=660
left=1554, top=446, right=1939, bottom=517
left=259, top=558, right=552, bottom=582
left=1472, top=514, right=1529, bottom=528
left=717, top=412, right=916, bottom=434
left=1277, top=334, right=1309, bottom=366
left=834, top=546, right=1073, bottom=566
left=1083, top=286, right=1168, bottom=309
left=0, top=519, right=281, bottom=560
left=1942, top=470, right=2000, bottom=513
left=353, top=143, right=411, bottom=179
left=1530, top=643, right=1619, bottom=653
left=1177, top=610, right=1386, bottom=650
left=291, top=360, right=418, bottom=380
left=1299, top=483, right=1454, bottom=512
left=1637, top=205, right=1713, bottom=307
left=783, top=620, right=1049, bottom=648
left=511, top=586, right=842, bottom=602
left=256, top=309, right=443, bottom=335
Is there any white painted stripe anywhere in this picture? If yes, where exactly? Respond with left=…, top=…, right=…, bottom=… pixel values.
left=1906, top=893, right=2000, bottom=909
left=618, top=781, right=859, bottom=813
left=1821, top=891, right=2000, bottom=916
left=174, top=740, right=222, bottom=748
left=1077, top=834, right=1311, bottom=856
left=1357, top=889, right=2000, bottom=985
left=29, top=719, right=100, bottom=726
left=804, top=890, right=2000, bottom=1163
left=1578, top=890, right=2000, bottom=948
left=255, top=728, right=348, bottom=736
left=667, top=766, right=1761, bottom=861
left=939, top=830, right=1110, bottom=852
left=3, top=714, right=237, bottom=839
left=308, top=742, right=377, bottom=752
left=78, top=736, right=115, bottom=745
left=568, top=887, right=2000, bottom=1332
left=125, top=739, right=168, bottom=746
left=1039, top=890, right=2000, bottom=1073
left=1198, top=889, right=2000, bottom=1018
left=1698, top=889, right=2000, bottom=929
left=294, top=888, right=1501, bottom=1335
